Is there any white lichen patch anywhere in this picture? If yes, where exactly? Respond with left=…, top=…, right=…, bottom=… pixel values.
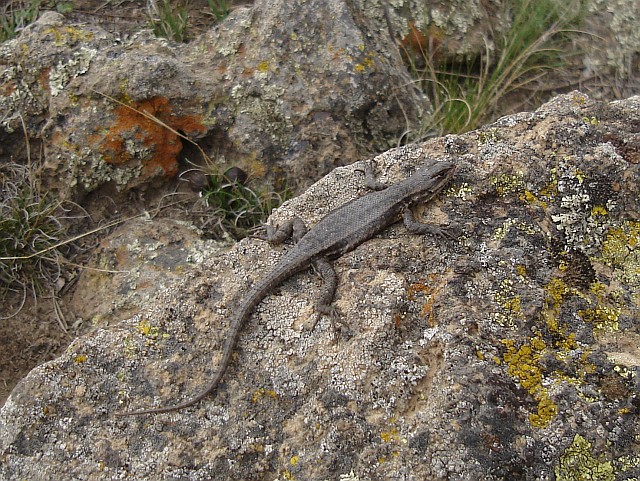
left=49, top=47, right=96, bottom=96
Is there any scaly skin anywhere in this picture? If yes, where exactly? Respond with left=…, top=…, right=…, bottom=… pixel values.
left=118, top=158, right=455, bottom=415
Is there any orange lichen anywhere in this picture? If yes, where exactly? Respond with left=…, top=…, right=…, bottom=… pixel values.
left=401, top=21, right=444, bottom=58
left=93, top=96, right=206, bottom=178
left=1, top=80, right=17, bottom=97
left=37, top=67, right=51, bottom=91
left=408, top=274, right=447, bottom=326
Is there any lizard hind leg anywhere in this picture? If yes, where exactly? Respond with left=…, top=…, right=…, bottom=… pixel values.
left=259, top=216, right=308, bottom=244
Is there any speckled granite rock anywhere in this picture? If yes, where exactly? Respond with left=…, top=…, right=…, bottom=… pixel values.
left=1, top=93, right=639, bottom=480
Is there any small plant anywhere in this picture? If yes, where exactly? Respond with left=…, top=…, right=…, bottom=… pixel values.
left=0, top=0, right=41, bottom=43
left=149, top=0, right=189, bottom=43
left=207, top=0, right=230, bottom=22
left=403, top=0, right=586, bottom=137
left=0, top=162, right=69, bottom=316
left=191, top=165, right=290, bottom=240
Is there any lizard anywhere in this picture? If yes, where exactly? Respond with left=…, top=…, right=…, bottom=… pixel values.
left=117, top=156, right=456, bottom=415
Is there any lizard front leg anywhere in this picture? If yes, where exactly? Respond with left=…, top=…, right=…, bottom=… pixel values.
left=402, top=206, right=452, bottom=239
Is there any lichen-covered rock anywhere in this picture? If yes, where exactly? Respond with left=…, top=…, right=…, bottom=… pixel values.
left=0, top=1, right=424, bottom=203
left=1, top=93, right=639, bottom=480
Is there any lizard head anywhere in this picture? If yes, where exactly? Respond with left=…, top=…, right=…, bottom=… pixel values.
left=406, top=161, right=456, bottom=204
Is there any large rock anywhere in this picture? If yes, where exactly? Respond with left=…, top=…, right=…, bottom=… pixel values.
left=1, top=93, right=639, bottom=480
left=0, top=2, right=424, bottom=203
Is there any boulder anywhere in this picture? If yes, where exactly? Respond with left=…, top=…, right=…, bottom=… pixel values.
left=1, top=93, right=639, bottom=480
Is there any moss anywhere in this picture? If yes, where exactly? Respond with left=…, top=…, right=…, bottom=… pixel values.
left=555, top=434, right=615, bottom=481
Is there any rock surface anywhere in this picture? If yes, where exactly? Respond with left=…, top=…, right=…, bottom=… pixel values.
left=68, top=217, right=230, bottom=328
left=1, top=93, right=639, bottom=480
left=0, top=2, right=423, bottom=203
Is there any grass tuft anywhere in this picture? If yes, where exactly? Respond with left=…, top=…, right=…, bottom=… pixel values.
left=149, top=0, right=189, bottom=43
left=207, top=0, right=230, bottom=22
left=0, top=0, right=41, bottom=43
left=188, top=163, right=290, bottom=240
left=0, top=161, right=68, bottom=317
left=403, top=0, right=587, bottom=137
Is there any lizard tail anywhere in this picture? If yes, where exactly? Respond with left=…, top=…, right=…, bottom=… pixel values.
left=116, top=257, right=308, bottom=416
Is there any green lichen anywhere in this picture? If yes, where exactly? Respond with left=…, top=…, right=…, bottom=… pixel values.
left=49, top=47, right=96, bottom=96
left=575, top=282, right=623, bottom=334
left=555, top=434, right=614, bottom=481
left=600, top=221, right=640, bottom=288
left=493, top=278, right=525, bottom=328
left=492, top=218, right=538, bottom=240
left=551, top=161, right=616, bottom=254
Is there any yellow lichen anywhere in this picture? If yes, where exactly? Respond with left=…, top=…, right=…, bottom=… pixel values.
left=581, top=116, right=600, bottom=126
left=135, top=319, right=160, bottom=341
left=576, top=282, right=623, bottom=333
left=477, top=128, right=502, bottom=144
left=73, top=354, right=87, bottom=364
left=502, top=335, right=558, bottom=428
left=520, top=189, right=548, bottom=208
left=600, top=222, right=640, bottom=287
left=542, top=277, right=571, bottom=333
left=354, top=54, right=375, bottom=73
left=555, top=434, right=614, bottom=481
left=252, top=387, right=277, bottom=403
left=578, top=304, right=621, bottom=333
left=44, top=26, right=94, bottom=46
left=380, top=427, right=399, bottom=443
left=491, top=172, right=525, bottom=197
